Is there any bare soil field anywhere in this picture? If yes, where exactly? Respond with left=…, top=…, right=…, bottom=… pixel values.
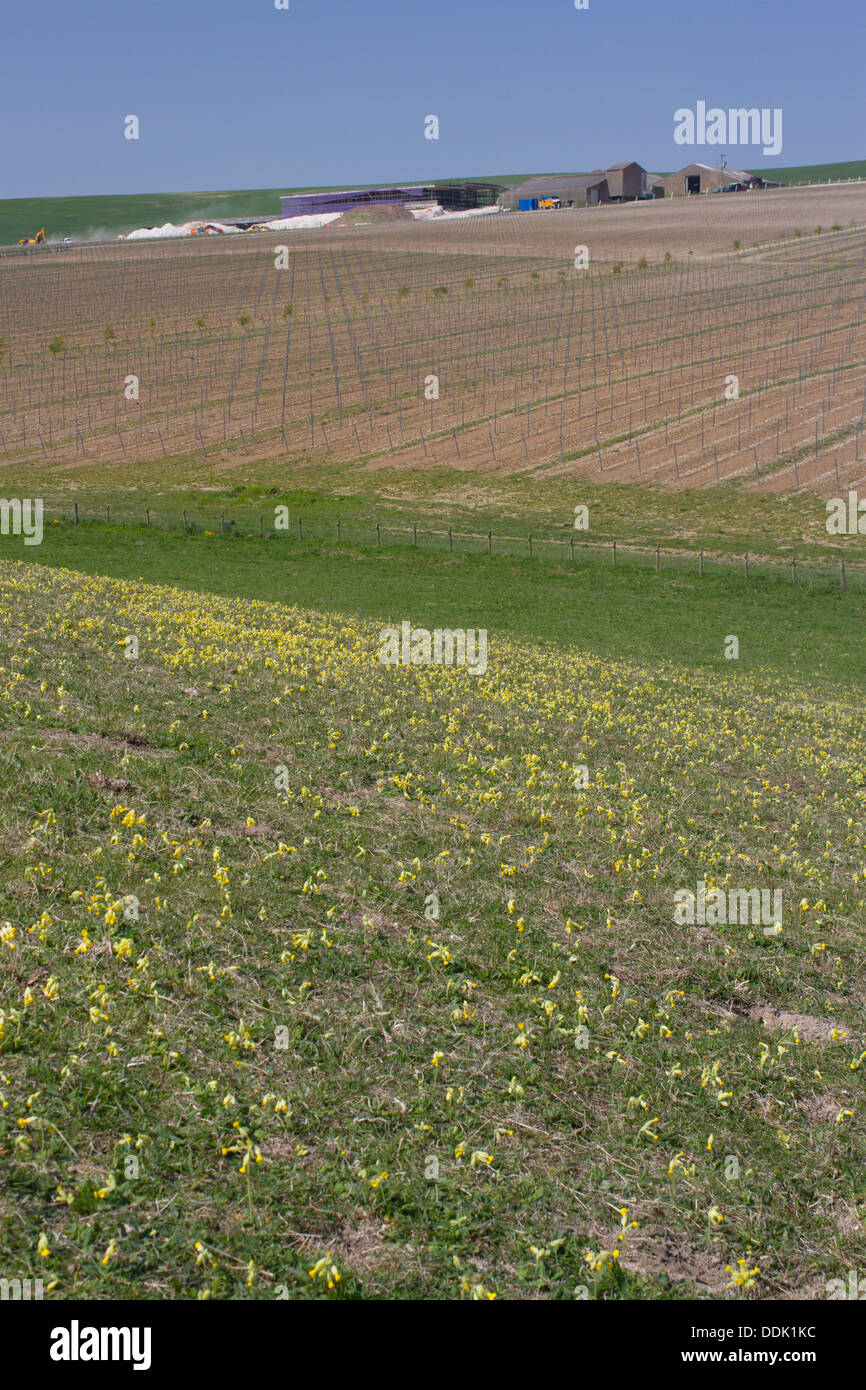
left=355, top=183, right=866, bottom=261
left=2, top=184, right=866, bottom=503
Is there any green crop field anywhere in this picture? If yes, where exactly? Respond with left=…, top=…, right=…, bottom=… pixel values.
left=0, top=173, right=533, bottom=247
left=0, top=188, right=287, bottom=247
left=755, top=159, right=866, bottom=186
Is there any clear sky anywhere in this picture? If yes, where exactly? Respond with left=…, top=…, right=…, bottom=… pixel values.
left=2, top=0, right=862, bottom=198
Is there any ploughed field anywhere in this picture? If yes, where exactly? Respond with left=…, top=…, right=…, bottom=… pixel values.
left=2, top=185, right=866, bottom=501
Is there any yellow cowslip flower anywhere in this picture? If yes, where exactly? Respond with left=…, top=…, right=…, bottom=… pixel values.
left=667, top=1151, right=695, bottom=1177
left=308, top=1254, right=341, bottom=1290
left=584, top=1247, right=619, bottom=1273
left=726, top=1258, right=760, bottom=1291
left=463, top=1280, right=497, bottom=1300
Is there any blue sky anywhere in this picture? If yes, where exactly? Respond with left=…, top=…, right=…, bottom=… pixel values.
left=2, top=0, right=862, bottom=198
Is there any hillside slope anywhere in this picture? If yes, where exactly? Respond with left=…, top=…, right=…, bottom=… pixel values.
left=0, top=560, right=863, bottom=1299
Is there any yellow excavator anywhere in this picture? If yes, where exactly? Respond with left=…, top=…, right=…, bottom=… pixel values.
left=18, top=228, right=46, bottom=246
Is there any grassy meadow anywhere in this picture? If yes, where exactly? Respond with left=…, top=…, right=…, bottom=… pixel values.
left=0, top=510, right=864, bottom=1300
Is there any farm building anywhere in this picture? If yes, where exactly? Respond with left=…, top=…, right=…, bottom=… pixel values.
left=605, top=161, right=647, bottom=200
left=662, top=163, right=778, bottom=196
left=503, top=162, right=648, bottom=210
left=279, top=183, right=502, bottom=218
left=501, top=173, right=609, bottom=210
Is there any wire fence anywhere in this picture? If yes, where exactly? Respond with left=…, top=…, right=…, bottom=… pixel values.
left=42, top=500, right=866, bottom=592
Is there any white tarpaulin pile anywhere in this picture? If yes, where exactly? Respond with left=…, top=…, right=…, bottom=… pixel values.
left=122, top=222, right=219, bottom=240
left=409, top=204, right=503, bottom=222
left=121, top=213, right=343, bottom=240
left=256, top=213, right=343, bottom=231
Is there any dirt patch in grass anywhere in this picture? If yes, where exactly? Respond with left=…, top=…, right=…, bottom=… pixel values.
left=0, top=726, right=172, bottom=759
left=749, top=1005, right=851, bottom=1043
left=832, top=1203, right=862, bottom=1237
left=87, top=771, right=139, bottom=794
left=798, top=1092, right=843, bottom=1123
left=283, top=1213, right=393, bottom=1277
left=330, top=1216, right=394, bottom=1275
left=619, top=1232, right=730, bottom=1295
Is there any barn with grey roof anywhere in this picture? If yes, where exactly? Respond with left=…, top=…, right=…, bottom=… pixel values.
left=502, top=162, right=648, bottom=210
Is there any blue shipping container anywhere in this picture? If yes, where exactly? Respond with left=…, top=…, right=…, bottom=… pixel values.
left=518, top=198, right=538, bottom=211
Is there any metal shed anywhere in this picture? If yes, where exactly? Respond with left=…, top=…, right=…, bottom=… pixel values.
left=605, top=161, right=647, bottom=200
left=279, top=183, right=501, bottom=218
left=501, top=173, right=610, bottom=210
left=662, top=163, right=756, bottom=196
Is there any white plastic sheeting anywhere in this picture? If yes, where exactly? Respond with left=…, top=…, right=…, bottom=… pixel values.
left=119, top=203, right=501, bottom=241
left=257, top=213, right=343, bottom=231
left=122, top=222, right=216, bottom=240
left=408, top=204, right=503, bottom=222
left=121, top=213, right=343, bottom=240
